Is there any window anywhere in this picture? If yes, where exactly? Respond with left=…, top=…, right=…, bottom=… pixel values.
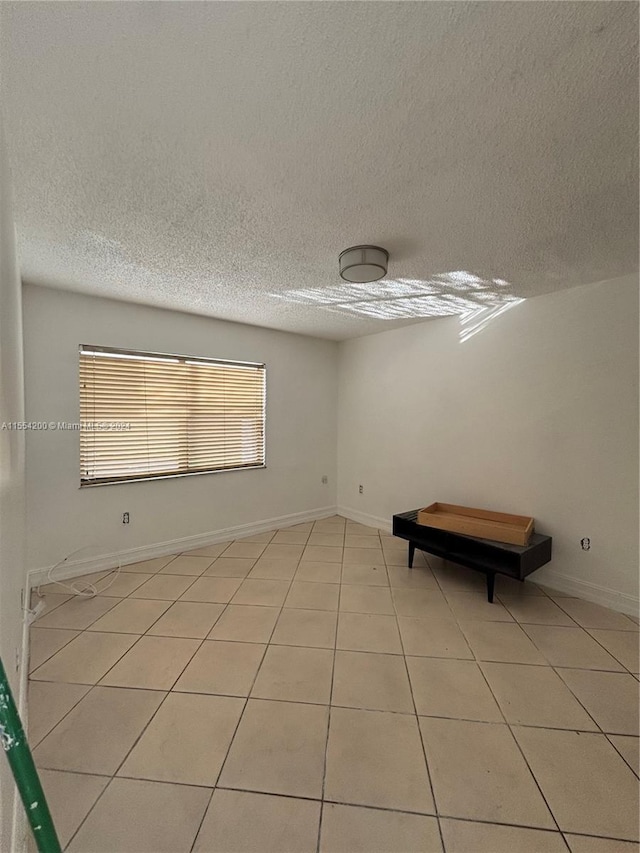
left=79, top=345, right=266, bottom=486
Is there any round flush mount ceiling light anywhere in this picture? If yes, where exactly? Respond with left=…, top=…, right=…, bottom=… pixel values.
left=339, top=245, right=389, bottom=283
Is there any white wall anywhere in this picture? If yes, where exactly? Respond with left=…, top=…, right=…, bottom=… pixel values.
left=23, top=285, right=338, bottom=573
left=338, top=275, right=639, bottom=613
left=0, top=115, right=27, bottom=851
left=21, top=273, right=640, bottom=614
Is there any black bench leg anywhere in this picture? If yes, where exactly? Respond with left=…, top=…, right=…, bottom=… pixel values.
left=486, top=572, right=496, bottom=603
left=408, top=542, right=415, bottom=569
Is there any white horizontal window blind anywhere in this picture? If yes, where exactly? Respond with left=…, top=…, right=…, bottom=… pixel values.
left=79, top=345, right=266, bottom=486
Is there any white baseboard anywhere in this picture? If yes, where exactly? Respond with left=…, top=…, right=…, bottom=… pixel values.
left=26, top=501, right=639, bottom=619
left=338, top=505, right=639, bottom=619
left=535, top=569, right=639, bottom=618
left=336, top=505, right=391, bottom=532
left=10, top=618, right=30, bottom=853
left=27, top=505, right=338, bottom=590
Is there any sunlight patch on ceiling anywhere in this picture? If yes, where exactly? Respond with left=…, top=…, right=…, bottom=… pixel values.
left=272, top=271, right=521, bottom=323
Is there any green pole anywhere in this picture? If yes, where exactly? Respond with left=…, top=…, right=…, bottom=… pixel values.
left=0, top=657, right=61, bottom=853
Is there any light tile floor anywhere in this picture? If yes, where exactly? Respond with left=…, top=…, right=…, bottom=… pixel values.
left=27, top=516, right=639, bottom=852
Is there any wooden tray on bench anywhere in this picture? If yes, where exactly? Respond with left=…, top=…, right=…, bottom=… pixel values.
left=417, top=502, right=534, bottom=546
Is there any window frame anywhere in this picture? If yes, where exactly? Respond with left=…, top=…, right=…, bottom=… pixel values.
left=78, top=344, right=267, bottom=487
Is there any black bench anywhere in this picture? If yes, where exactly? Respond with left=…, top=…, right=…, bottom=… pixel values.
left=392, top=509, right=552, bottom=602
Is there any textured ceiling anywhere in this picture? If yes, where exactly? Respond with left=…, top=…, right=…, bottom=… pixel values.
left=1, top=2, right=638, bottom=340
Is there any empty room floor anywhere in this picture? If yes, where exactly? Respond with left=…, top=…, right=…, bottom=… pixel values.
left=27, top=515, right=639, bottom=852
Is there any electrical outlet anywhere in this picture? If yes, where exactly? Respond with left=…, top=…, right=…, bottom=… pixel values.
left=321, top=475, right=328, bottom=484
left=359, top=484, right=364, bottom=494
left=122, top=512, right=130, bottom=524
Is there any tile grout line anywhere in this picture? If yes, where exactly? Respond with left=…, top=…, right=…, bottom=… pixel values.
left=31, top=615, right=634, bottom=684
left=231, top=519, right=341, bottom=851
left=518, top=617, right=636, bottom=675
left=32, top=551, right=635, bottom=720
left=548, top=664, right=628, bottom=737
left=31, top=598, right=177, bottom=777
left=29, top=683, right=637, bottom=735
left=41, top=762, right=640, bottom=852
left=59, top=527, right=316, bottom=852
left=392, top=542, right=601, bottom=847
left=38, top=535, right=273, bottom=851
left=316, top=542, right=345, bottom=853
left=33, top=627, right=171, bottom=786
left=472, top=655, right=569, bottom=844
left=201, top=520, right=343, bottom=848
left=391, top=552, right=447, bottom=853
left=188, top=532, right=314, bottom=853
left=545, top=593, right=638, bottom=632
left=29, top=762, right=638, bottom=846
left=604, top=733, right=640, bottom=779
left=62, top=769, right=115, bottom=850
left=58, top=593, right=199, bottom=853
left=28, top=684, right=92, bottom=751
left=27, top=520, right=639, bottom=850
left=425, top=543, right=626, bottom=844
left=187, top=787, right=216, bottom=853
left=32, top=615, right=638, bottom=668
left=581, top=625, right=638, bottom=676
left=28, top=628, right=83, bottom=677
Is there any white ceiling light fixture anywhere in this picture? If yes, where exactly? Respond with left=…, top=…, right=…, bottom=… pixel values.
left=339, top=245, right=389, bottom=283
